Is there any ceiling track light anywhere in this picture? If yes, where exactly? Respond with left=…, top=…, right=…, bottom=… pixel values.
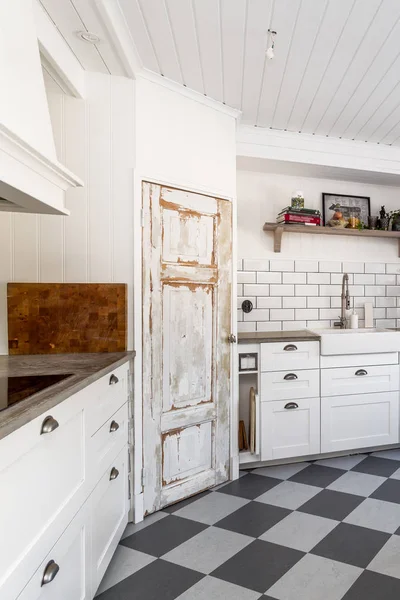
left=266, top=28, right=277, bottom=60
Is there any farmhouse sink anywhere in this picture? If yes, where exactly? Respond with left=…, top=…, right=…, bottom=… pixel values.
left=308, top=328, right=400, bottom=356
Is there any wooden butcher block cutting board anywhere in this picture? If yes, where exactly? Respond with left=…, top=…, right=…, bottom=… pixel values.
left=7, top=283, right=127, bottom=355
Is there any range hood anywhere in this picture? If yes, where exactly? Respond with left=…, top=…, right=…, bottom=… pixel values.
left=0, top=0, right=83, bottom=215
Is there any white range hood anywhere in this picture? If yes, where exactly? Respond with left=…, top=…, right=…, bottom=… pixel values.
left=0, top=0, right=83, bottom=215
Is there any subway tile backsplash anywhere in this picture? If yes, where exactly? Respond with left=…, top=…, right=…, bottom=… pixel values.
left=237, top=259, right=400, bottom=333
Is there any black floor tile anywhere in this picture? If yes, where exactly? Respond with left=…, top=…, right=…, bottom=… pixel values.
left=298, top=489, right=364, bottom=521
left=96, top=560, right=204, bottom=600
left=352, top=456, right=400, bottom=478
left=211, top=539, right=304, bottom=594
left=289, top=464, right=345, bottom=488
left=217, top=474, right=280, bottom=500
left=121, top=515, right=207, bottom=557
left=215, top=500, right=290, bottom=538
left=370, top=479, right=400, bottom=505
left=162, top=491, right=212, bottom=514
left=311, top=522, right=390, bottom=568
left=342, top=570, right=400, bottom=600
left=395, top=526, right=400, bottom=535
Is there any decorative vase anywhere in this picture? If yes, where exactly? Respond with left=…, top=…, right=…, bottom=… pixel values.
left=392, top=217, right=400, bottom=231
left=368, top=216, right=378, bottom=230
left=379, top=217, right=389, bottom=230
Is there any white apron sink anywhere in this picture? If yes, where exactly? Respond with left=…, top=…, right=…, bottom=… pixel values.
left=308, top=328, right=400, bottom=356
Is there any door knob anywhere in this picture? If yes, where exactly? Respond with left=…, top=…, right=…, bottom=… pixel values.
left=109, top=420, right=120, bottom=433
left=228, top=334, right=237, bottom=343
left=110, top=467, right=119, bottom=480
left=109, top=374, right=119, bottom=385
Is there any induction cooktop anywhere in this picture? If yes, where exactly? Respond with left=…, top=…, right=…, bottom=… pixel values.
left=0, top=374, right=73, bottom=412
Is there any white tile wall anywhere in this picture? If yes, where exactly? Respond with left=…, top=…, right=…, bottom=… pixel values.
left=238, top=259, right=400, bottom=332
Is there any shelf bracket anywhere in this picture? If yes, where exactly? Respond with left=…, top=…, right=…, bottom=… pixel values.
left=274, top=226, right=283, bottom=253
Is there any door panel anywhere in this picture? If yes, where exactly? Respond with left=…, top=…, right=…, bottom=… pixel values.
left=142, top=183, right=232, bottom=514
left=162, top=422, right=213, bottom=485
left=163, top=284, right=213, bottom=411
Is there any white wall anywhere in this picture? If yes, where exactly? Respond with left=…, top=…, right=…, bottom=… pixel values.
left=135, top=77, right=237, bottom=199
left=237, top=169, right=400, bottom=261
left=0, top=72, right=135, bottom=354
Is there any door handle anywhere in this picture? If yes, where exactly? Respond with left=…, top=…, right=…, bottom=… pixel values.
left=110, top=467, right=119, bottom=480
left=40, top=416, right=59, bottom=435
left=355, top=369, right=368, bottom=376
left=109, top=420, right=120, bottom=433
left=283, top=344, right=297, bottom=351
left=228, top=334, right=237, bottom=343
left=284, top=402, right=299, bottom=409
left=41, top=560, right=60, bottom=586
left=109, top=374, right=119, bottom=385
left=284, top=373, right=298, bottom=380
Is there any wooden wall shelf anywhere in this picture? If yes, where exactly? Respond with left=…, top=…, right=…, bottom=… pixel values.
left=263, top=223, right=400, bottom=257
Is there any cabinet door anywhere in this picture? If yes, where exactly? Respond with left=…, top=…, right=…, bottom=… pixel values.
left=17, top=506, right=91, bottom=600
left=321, top=392, right=400, bottom=453
left=261, top=398, right=320, bottom=461
left=92, top=446, right=129, bottom=594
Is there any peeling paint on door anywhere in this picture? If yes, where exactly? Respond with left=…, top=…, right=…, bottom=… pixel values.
left=142, top=183, right=232, bottom=514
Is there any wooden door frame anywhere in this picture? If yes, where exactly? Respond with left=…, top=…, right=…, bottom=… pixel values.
left=131, top=170, right=238, bottom=523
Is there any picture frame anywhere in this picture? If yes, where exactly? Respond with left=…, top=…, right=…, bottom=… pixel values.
left=322, top=193, right=371, bottom=226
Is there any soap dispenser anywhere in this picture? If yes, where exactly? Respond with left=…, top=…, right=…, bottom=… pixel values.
left=350, top=308, right=359, bottom=330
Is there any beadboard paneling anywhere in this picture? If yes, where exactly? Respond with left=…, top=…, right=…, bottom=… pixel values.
left=0, top=72, right=135, bottom=354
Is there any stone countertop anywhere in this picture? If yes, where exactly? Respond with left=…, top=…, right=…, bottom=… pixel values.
left=238, top=330, right=321, bottom=344
left=0, top=352, right=134, bottom=441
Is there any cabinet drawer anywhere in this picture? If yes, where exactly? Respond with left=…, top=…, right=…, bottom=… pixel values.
left=321, top=392, right=399, bottom=453
left=261, top=398, right=320, bottom=461
left=321, top=365, right=399, bottom=397
left=17, top=504, right=91, bottom=600
left=89, top=403, right=128, bottom=483
left=87, top=364, right=129, bottom=436
left=320, top=353, right=399, bottom=369
left=260, top=341, right=319, bottom=372
left=92, top=446, right=129, bottom=594
left=261, top=369, right=319, bottom=401
left=0, top=394, right=87, bottom=599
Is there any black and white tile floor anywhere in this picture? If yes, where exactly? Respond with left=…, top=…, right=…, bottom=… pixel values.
left=96, top=449, right=400, bottom=599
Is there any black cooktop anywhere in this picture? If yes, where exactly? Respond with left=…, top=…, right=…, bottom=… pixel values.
left=0, top=374, right=73, bottom=412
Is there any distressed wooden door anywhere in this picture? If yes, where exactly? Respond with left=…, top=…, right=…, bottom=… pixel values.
left=142, top=182, right=232, bottom=514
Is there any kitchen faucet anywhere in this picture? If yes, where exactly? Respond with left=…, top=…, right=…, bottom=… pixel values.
left=334, top=273, right=350, bottom=329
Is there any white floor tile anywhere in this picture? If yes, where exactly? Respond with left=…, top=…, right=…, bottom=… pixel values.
left=175, top=576, right=262, bottom=599
left=344, top=498, right=400, bottom=534
left=367, top=535, right=400, bottom=579
left=328, top=471, right=385, bottom=498
left=372, top=449, right=400, bottom=461
left=390, top=468, right=400, bottom=480
left=315, top=455, right=367, bottom=471
left=95, top=545, right=155, bottom=596
left=266, top=554, right=362, bottom=600
left=260, top=512, right=338, bottom=552
left=162, top=527, right=253, bottom=574
left=253, top=463, right=308, bottom=480
left=255, top=480, right=320, bottom=510
left=173, top=492, right=249, bottom=525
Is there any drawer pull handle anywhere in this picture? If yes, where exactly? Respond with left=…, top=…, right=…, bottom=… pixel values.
left=41, top=560, right=60, bottom=586
left=355, top=369, right=368, bottom=376
left=110, top=420, right=120, bottom=433
left=284, top=373, right=298, bottom=381
left=284, top=402, right=299, bottom=410
left=283, top=344, right=297, bottom=351
left=110, top=467, right=120, bottom=480
left=109, top=374, right=119, bottom=385
left=40, top=416, right=59, bottom=435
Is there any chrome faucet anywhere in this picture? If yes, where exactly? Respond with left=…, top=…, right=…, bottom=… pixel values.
left=334, top=273, right=350, bottom=329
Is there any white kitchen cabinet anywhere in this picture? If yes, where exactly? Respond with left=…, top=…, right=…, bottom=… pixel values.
left=321, top=391, right=400, bottom=453
left=261, top=397, right=320, bottom=460
left=17, top=505, right=91, bottom=600
left=261, top=369, right=319, bottom=402
left=91, top=446, right=129, bottom=593
left=260, top=341, right=319, bottom=372
left=321, top=365, right=399, bottom=397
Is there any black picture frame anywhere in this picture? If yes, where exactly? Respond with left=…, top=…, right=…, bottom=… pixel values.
left=322, top=193, right=371, bottom=226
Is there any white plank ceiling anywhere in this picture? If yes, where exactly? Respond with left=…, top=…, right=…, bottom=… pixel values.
left=41, top=0, right=400, bottom=147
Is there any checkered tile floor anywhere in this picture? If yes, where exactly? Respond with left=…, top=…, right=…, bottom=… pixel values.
left=96, top=449, right=400, bottom=599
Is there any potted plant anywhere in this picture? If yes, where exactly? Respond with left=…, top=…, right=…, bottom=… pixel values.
left=389, top=210, right=400, bottom=231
